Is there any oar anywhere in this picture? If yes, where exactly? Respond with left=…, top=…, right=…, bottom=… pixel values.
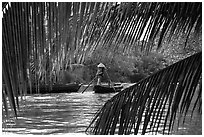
left=81, top=75, right=97, bottom=93
left=104, top=69, right=117, bottom=92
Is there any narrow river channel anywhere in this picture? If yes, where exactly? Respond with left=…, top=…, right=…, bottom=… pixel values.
left=2, top=90, right=202, bottom=135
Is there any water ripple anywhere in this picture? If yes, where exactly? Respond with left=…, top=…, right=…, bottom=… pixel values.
left=2, top=91, right=201, bottom=135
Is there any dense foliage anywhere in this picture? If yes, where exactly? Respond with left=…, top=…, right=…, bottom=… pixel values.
left=68, top=29, right=201, bottom=84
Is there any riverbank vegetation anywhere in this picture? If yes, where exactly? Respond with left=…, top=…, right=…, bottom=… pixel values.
left=66, top=31, right=201, bottom=84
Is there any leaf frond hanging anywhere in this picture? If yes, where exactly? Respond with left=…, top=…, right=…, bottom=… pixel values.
left=2, top=2, right=202, bottom=122
left=86, top=52, right=201, bottom=135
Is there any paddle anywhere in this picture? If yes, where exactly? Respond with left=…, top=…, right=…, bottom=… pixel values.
left=81, top=75, right=97, bottom=93
left=104, top=69, right=117, bottom=92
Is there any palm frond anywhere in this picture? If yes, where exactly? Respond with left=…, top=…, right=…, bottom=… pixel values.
left=2, top=2, right=202, bottom=123
left=86, top=52, right=201, bottom=135
left=96, top=2, right=201, bottom=53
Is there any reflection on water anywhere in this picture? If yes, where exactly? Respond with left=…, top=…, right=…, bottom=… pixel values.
left=2, top=91, right=116, bottom=135
left=2, top=91, right=202, bottom=135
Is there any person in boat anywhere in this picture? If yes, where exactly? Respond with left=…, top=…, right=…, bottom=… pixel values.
left=96, top=63, right=106, bottom=85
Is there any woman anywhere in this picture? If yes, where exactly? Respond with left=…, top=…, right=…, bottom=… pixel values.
left=96, top=63, right=106, bottom=85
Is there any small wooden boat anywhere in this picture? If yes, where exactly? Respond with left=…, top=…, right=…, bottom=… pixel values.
left=82, top=64, right=123, bottom=94
left=93, top=84, right=123, bottom=93
left=51, top=83, right=82, bottom=93
left=27, top=83, right=82, bottom=94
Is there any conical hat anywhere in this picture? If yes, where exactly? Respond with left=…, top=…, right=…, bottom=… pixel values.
left=97, top=63, right=106, bottom=68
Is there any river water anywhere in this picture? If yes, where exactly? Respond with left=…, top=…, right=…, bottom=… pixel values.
left=2, top=89, right=202, bottom=135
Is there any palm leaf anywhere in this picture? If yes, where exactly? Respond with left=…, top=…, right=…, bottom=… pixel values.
left=104, top=2, right=201, bottom=53
left=2, top=84, right=9, bottom=118
left=2, top=2, right=202, bottom=124
left=2, top=51, right=18, bottom=118
left=86, top=52, right=201, bottom=135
